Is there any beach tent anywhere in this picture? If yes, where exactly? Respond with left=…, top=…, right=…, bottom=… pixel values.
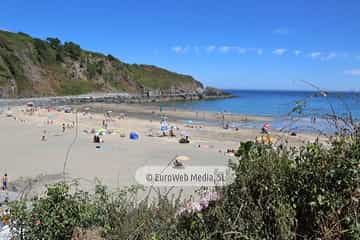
left=129, top=132, right=139, bottom=140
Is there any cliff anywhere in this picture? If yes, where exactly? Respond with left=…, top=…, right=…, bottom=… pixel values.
left=0, top=30, right=205, bottom=98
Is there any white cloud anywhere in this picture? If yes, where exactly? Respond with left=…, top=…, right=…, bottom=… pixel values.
left=321, top=52, right=336, bottom=61
left=219, top=46, right=231, bottom=53
left=294, top=50, right=302, bottom=56
left=218, top=46, right=245, bottom=54
left=272, top=48, right=287, bottom=55
left=171, top=46, right=183, bottom=54
left=273, top=28, right=290, bottom=35
left=344, top=69, right=360, bottom=76
left=234, top=47, right=247, bottom=54
left=218, top=46, right=263, bottom=55
left=310, top=52, right=321, bottom=59
left=206, top=45, right=216, bottom=53
left=171, top=45, right=350, bottom=61
left=171, top=46, right=188, bottom=54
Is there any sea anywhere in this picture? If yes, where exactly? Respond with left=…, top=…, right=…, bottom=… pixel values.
left=162, top=90, right=360, bottom=133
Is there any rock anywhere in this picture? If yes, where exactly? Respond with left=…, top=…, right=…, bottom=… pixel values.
left=71, top=227, right=105, bottom=240
left=203, top=87, right=230, bottom=97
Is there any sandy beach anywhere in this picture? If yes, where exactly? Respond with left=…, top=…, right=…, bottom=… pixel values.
left=0, top=103, right=323, bottom=198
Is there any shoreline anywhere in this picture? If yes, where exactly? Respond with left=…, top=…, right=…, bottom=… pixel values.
left=79, top=102, right=273, bottom=123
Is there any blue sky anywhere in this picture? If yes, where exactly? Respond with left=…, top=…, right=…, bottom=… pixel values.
left=1, top=0, right=360, bottom=91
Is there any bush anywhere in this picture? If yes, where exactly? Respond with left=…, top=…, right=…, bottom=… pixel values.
left=58, top=80, right=94, bottom=95
left=64, top=42, right=81, bottom=60
left=8, top=127, right=360, bottom=239
left=1, top=52, right=31, bottom=94
left=33, top=38, right=56, bottom=64
left=10, top=183, right=99, bottom=239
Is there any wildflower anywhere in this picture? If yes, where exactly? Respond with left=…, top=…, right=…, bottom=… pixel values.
left=176, top=207, right=189, bottom=217
left=190, top=202, right=202, bottom=212
left=199, top=197, right=209, bottom=209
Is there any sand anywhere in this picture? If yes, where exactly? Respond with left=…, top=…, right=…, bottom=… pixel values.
left=0, top=104, right=323, bottom=198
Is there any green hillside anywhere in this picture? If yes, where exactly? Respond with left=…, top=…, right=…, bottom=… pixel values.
left=0, top=30, right=203, bottom=97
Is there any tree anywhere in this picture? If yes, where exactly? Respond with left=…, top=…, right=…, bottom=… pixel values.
left=46, top=37, right=61, bottom=50
left=64, top=41, right=81, bottom=60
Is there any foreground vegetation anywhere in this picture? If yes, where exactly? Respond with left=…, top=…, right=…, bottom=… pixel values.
left=8, top=125, right=360, bottom=239
left=0, top=30, right=202, bottom=97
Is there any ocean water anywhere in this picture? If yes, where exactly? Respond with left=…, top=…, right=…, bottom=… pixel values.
left=163, top=90, right=360, bottom=133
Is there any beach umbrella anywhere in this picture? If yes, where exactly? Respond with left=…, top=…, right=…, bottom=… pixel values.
left=175, top=155, right=191, bottom=161
left=263, top=123, right=272, bottom=130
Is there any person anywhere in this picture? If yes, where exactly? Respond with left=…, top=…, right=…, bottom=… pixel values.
left=179, top=135, right=190, bottom=144
left=2, top=173, right=8, bottom=191
left=93, top=135, right=100, bottom=143
left=62, top=123, right=66, bottom=133
left=170, top=128, right=176, bottom=137
left=41, top=130, right=47, bottom=141
left=261, top=126, right=269, bottom=134
left=173, top=160, right=183, bottom=168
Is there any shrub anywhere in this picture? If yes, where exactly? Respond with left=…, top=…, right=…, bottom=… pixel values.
left=58, top=80, right=93, bottom=95
left=8, top=127, right=360, bottom=239
left=33, top=38, right=56, bottom=64
left=64, top=42, right=81, bottom=60
left=9, top=183, right=99, bottom=240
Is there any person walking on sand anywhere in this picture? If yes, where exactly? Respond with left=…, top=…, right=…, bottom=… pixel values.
left=2, top=173, right=8, bottom=191
left=62, top=123, right=66, bottom=133
left=41, top=129, right=47, bottom=141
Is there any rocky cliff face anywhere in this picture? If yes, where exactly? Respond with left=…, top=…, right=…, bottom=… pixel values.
left=0, top=30, right=204, bottom=98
